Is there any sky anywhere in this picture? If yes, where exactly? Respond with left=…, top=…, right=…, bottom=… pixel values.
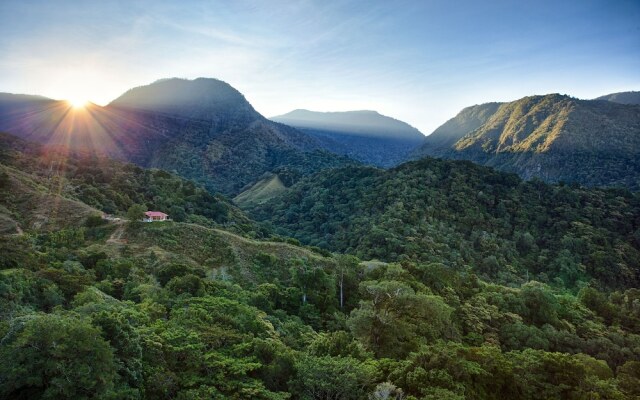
left=0, top=0, right=638, bottom=134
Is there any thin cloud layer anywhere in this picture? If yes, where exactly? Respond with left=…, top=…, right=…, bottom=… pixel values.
left=0, top=0, right=638, bottom=133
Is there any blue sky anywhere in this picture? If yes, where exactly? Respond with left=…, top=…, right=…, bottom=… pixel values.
left=0, top=0, right=638, bottom=133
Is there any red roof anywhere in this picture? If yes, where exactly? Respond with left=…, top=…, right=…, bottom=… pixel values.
left=145, top=211, right=168, bottom=217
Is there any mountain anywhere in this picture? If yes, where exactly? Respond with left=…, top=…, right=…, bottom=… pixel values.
left=0, top=78, right=354, bottom=195
left=271, top=109, right=424, bottom=167
left=596, top=91, right=640, bottom=105
left=248, top=157, right=640, bottom=290
left=3, top=129, right=640, bottom=399
left=109, top=77, right=261, bottom=122
left=416, top=102, right=502, bottom=155
left=412, top=94, right=640, bottom=189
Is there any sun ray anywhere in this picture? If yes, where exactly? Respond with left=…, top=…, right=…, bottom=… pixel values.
left=68, top=98, right=88, bottom=108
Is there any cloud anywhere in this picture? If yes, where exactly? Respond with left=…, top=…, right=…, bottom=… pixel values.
left=0, top=0, right=638, bottom=133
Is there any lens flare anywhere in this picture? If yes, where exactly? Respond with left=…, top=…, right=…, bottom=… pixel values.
left=68, top=98, right=88, bottom=108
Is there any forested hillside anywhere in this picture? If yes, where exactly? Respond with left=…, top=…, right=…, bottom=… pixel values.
left=413, top=94, right=640, bottom=189
left=0, top=133, right=254, bottom=233
left=2, top=190, right=640, bottom=398
left=1, top=129, right=639, bottom=397
left=248, top=158, right=640, bottom=291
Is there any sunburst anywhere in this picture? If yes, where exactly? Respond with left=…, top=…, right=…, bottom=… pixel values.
left=68, top=97, right=88, bottom=108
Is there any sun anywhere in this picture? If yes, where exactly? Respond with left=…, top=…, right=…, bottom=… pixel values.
left=68, top=97, right=88, bottom=108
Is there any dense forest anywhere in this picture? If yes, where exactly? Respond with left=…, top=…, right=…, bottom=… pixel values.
left=2, top=135, right=640, bottom=398
left=248, top=159, right=640, bottom=291
left=2, top=215, right=640, bottom=398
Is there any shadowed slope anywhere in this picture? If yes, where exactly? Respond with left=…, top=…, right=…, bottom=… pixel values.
left=272, top=109, right=424, bottom=167
left=0, top=79, right=355, bottom=195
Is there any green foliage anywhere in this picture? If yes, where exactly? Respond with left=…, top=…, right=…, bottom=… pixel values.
left=127, top=204, right=146, bottom=222
left=388, top=342, right=628, bottom=399
left=248, top=159, right=640, bottom=290
left=291, top=355, right=376, bottom=400
left=84, top=213, right=107, bottom=228
left=2, top=134, right=640, bottom=398
left=617, top=361, right=640, bottom=397
left=0, top=313, right=117, bottom=399
left=348, top=280, right=453, bottom=358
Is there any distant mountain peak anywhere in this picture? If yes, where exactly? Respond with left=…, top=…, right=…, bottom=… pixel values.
left=272, top=109, right=423, bottom=139
left=595, top=91, right=640, bottom=105
left=271, top=108, right=425, bottom=167
left=109, top=77, right=260, bottom=122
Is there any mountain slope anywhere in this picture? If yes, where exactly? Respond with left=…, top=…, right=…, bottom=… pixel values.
left=3, top=128, right=640, bottom=399
left=271, top=109, right=424, bottom=167
left=413, top=94, right=640, bottom=189
left=248, top=158, right=640, bottom=290
left=0, top=79, right=354, bottom=195
left=417, top=102, right=502, bottom=156
left=0, top=163, right=97, bottom=233
left=0, top=132, right=254, bottom=232
left=596, top=91, right=640, bottom=105
left=233, top=173, right=287, bottom=207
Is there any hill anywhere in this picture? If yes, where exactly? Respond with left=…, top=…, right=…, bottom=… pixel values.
left=0, top=79, right=355, bottom=195
left=2, top=133, right=640, bottom=398
left=271, top=109, right=425, bottom=167
left=233, top=173, right=287, bottom=207
left=0, top=132, right=254, bottom=233
left=413, top=94, right=640, bottom=189
left=248, top=158, right=640, bottom=290
left=596, top=91, right=640, bottom=105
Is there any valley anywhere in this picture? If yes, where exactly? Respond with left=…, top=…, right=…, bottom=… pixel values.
left=1, top=81, right=639, bottom=399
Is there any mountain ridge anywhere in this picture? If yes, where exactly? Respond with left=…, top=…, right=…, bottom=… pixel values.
left=413, top=93, right=640, bottom=189
left=595, top=90, right=640, bottom=105
left=272, top=109, right=424, bottom=167
left=0, top=78, right=355, bottom=195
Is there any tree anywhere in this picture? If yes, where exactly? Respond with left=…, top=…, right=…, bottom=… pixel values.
left=126, top=204, right=146, bottom=222
left=169, top=205, right=187, bottom=222
left=617, top=361, right=640, bottom=397
left=90, top=308, right=144, bottom=395
left=520, top=281, right=559, bottom=327
left=0, top=313, right=117, bottom=399
left=335, top=255, right=361, bottom=311
left=370, top=382, right=406, bottom=400
left=291, top=355, right=375, bottom=400
left=347, top=280, right=452, bottom=358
